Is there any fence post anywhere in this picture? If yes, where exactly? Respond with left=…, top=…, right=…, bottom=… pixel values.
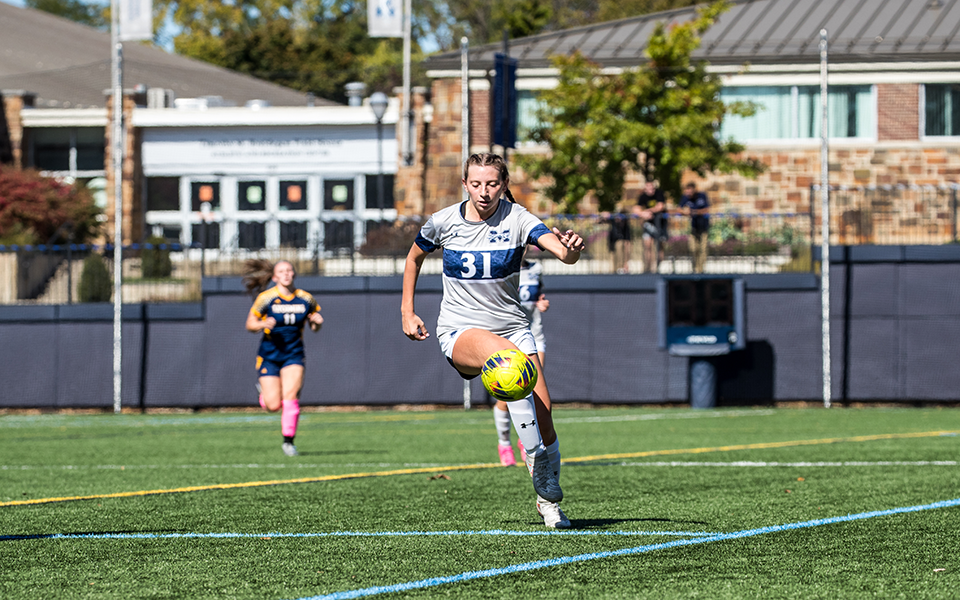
left=952, top=187, right=957, bottom=242
left=66, top=243, right=73, bottom=304
left=809, top=184, right=816, bottom=272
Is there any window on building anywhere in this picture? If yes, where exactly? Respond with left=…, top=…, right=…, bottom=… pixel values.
left=720, top=85, right=873, bottom=141
left=924, top=84, right=960, bottom=136
left=146, top=177, right=180, bottom=211
left=190, top=223, right=220, bottom=248
left=324, top=180, right=354, bottom=211
left=280, top=221, right=309, bottom=248
left=191, top=181, right=220, bottom=211
left=324, top=220, right=354, bottom=250
left=280, top=181, right=307, bottom=211
left=29, top=127, right=104, bottom=173
left=517, top=90, right=547, bottom=143
left=364, top=174, right=395, bottom=210
left=31, top=128, right=70, bottom=171
left=155, top=226, right=181, bottom=244
left=238, top=222, right=266, bottom=249
left=238, top=181, right=266, bottom=211
left=75, top=128, right=105, bottom=171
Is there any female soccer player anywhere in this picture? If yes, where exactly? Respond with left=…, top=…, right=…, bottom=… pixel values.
left=494, top=254, right=549, bottom=467
left=401, top=152, right=585, bottom=528
left=244, top=259, right=323, bottom=457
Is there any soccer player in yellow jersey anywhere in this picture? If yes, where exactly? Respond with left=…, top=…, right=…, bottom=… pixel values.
left=244, top=260, right=323, bottom=456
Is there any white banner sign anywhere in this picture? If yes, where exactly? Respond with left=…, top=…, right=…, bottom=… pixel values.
left=368, top=0, right=402, bottom=38
left=141, top=127, right=397, bottom=175
left=119, top=0, right=152, bottom=41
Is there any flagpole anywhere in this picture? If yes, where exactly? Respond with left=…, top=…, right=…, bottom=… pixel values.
left=402, top=0, right=412, bottom=165
left=111, top=0, right=124, bottom=414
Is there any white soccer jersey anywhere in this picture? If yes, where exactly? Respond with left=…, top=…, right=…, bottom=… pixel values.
left=415, top=200, right=551, bottom=338
left=518, top=259, right=543, bottom=322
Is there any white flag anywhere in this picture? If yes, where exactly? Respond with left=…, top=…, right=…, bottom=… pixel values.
left=119, top=0, right=152, bottom=41
left=368, top=0, right=403, bottom=38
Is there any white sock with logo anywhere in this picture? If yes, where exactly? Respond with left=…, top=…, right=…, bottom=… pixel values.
left=493, top=405, right=512, bottom=445
left=506, top=394, right=543, bottom=463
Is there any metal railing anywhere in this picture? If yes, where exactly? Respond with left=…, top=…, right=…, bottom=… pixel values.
left=2, top=198, right=957, bottom=306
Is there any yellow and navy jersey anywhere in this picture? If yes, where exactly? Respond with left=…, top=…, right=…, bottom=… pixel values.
left=250, top=287, right=319, bottom=362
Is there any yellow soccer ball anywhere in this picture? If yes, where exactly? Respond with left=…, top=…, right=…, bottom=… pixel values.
left=481, top=349, right=538, bottom=401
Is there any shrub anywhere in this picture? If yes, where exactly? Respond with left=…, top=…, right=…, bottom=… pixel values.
left=358, top=221, right=420, bottom=257
left=141, top=235, right=173, bottom=279
left=78, top=254, right=113, bottom=302
left=0, top=167, right=102, bottom=245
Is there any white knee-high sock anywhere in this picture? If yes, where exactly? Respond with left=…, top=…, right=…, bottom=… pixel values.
left=505, top=395, right=543, bottom=462
left=493, top=405, right=512, bottom=445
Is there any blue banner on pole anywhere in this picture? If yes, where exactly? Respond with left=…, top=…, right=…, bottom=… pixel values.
left=493, top=53, right=518, bottom=149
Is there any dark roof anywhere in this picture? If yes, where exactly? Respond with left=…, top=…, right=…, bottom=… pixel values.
left=0, top=2, right=337, bottom=109
left=424, top=0, right=960, bottom=71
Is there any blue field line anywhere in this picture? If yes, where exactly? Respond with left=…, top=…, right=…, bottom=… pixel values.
left=0, top=528, right=716, bottom=542
left=291, top=497, right=960, bottom=600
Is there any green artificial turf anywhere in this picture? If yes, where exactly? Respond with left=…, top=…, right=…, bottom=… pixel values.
left=1, top=405, right=958, bottom=599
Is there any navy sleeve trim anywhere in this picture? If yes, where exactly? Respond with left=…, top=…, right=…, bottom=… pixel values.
left=527, top=223, right=552, bottom=249
left=415, top=233, right=438, bottom=252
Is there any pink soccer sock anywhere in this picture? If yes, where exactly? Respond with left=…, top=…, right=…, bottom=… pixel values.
left=258, top=394, right=267, bottom=410
left=281, top=399, right=300, bottom=438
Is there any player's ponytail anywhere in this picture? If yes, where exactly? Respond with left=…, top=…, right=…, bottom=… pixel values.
left=504, top=188, right=517, bottom=204
left=242, top=259, right=274, bottom=295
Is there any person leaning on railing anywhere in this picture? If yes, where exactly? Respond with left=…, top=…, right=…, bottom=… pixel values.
left=634, top=181, right=668, bottom=274
left=679, top=181, right=711, bottom=273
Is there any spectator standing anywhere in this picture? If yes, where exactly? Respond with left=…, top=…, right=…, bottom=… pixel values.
left=601, top=205, right=633, bottom=274
left=634, top=181, right=668, bottom=273
left=679, top=182, right=710, bottom=273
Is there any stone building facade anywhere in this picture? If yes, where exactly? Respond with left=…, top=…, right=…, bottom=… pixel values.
left=405, top=0, right=960, bottom=246
left=398, top=74, right=960, bottom=246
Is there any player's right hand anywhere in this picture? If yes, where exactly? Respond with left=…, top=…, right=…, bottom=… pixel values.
left=263, top=317, right=277, bottom=331
left=402, top=313, right=429, bottom=341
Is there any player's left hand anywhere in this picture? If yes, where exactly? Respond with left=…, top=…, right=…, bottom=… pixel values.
left=552, top=227, right=585, bottom=253
left=536, top=294, right=550, bottom=312
left=308, top=312, right=324, bottom=331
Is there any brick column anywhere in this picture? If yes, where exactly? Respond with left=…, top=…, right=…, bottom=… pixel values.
left=421, top=78, right=471, bottom=215
left=104, top=91, right=145, bottom=244
left=395, top=87, right=430, bottom=216
left=0, top=90, right=36, bottom=168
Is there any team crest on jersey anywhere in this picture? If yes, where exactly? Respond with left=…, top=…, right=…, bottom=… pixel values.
left=488, top=229, right=511, bottom=244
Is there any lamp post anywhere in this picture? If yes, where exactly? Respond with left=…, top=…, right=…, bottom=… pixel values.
left=370, top=92, right=388, bottom=224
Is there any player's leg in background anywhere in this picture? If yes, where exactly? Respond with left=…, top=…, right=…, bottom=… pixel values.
left=279, top=365, right=305, bottom=455
left=642, top=234, right=656, bottom=273
left=258, top=376, right=282, bottom=412
left=494, top=400, right=516, bottom=466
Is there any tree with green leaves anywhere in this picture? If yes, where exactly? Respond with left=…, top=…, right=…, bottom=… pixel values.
left=153, top=0, right=419, bottom=102
left=25, top=0, right=107, bottom=29
left=517, top=1, right=764, bottom=213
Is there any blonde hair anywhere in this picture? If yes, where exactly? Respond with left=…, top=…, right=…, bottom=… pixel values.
left=242, top=259, right=294, bottom=295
